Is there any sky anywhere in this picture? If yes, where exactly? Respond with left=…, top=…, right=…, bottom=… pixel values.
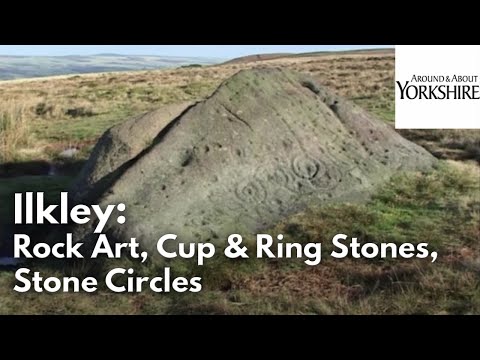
left=0, top=45, right=393, bottom=59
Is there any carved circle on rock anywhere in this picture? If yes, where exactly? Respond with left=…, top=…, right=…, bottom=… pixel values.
left=268, top=167, right=294, bottom=188
left=292, top=155, right=321, bottom=180
left=309, top=161, right=342, bottom=190
left=235, top=179, right=267, bottom=204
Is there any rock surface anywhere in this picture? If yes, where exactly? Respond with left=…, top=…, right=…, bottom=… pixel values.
left=71, top=102, right=193, bottom=202
left=68, top=68, right=436, bottom=252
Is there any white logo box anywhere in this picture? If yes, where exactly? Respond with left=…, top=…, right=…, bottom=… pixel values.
left=395, top=45, right=480, bottom=129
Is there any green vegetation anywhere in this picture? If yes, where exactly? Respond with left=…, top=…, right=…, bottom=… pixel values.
left=1, top=51, right=477, bottom=166
left=0, top=175, right=74, bottom=221
left=353, top=93, right=395, bottom=123
left=180, top=64, right=203, bottom=69
left=0, top=162, right=478, bottom=314
left=166, top=162, right=479, bottom=315
left=0, top=103, right=31, bottom=162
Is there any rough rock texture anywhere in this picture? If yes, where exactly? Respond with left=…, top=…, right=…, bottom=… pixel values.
left=71, top=102, right=192, bottom=202
left=68, top=68, right=436, bottom=252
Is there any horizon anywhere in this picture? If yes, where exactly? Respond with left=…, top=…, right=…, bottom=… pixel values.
left=0, top=45, right=393, bottom=59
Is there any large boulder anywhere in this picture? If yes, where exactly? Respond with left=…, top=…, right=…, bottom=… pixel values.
left=68, top=68, right=436, bottom=251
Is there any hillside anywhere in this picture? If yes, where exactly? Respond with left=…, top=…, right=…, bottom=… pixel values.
left=225, top=48, right=394, bottom=64
left=0, top=54, right=219, bottom=80
left=223, top=53, right=293, bottom=64
left=1, top=49, right=476, bottom=165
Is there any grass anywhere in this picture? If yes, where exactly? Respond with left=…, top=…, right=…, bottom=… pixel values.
left=0, top=162, right=478, bottom=314
left=399, top=129, right=480, bottom=163
left=0, top=52, right=396, bottom=162
left=0, top=175, right=74, bottom=221
left=353, top=93, right=395, bottom=123
left=0, top=175, right=74, bottom=258
left=0, top=50, right=477, bottom=165
left=0, top=102, right=32, bottom=162
left=177, top=162, right=479, bottom=315
left=0, top=50, right=479, bottom=314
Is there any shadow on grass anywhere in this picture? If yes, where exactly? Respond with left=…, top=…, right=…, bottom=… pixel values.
left=0, top=158, right=86, bottom=266
left=0, top=159, right=87, bottom=178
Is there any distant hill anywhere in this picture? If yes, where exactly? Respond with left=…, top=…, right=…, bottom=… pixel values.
left=225, top=48, right=394, bottom=65
left=223, top=53, right=293, bottom=64
left=0, top=54, right=220, bottom=80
